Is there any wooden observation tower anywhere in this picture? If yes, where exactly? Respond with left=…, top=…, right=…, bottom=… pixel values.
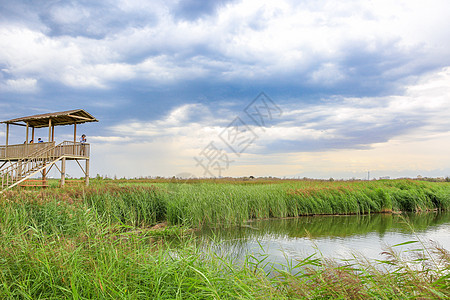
left=0, top=109, right=98, bottom=191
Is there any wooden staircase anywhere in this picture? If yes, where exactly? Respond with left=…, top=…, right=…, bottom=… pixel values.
left=0, top=142, right=64, bottom=192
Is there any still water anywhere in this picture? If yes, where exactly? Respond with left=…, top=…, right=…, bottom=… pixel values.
left=196, top=212, right=450, bottom=264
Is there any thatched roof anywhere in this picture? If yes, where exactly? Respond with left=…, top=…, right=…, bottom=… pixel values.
left=1, top=109, right=98, bottom=128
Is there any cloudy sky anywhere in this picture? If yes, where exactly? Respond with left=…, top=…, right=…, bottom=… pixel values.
left=1, top=0, right=450, bottom=179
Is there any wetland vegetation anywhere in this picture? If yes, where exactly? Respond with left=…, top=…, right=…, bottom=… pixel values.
left=0, top=179, right=449, bottom=299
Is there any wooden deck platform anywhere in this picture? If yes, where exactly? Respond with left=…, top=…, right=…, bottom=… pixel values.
left=0, top=141, right=90, bottom=162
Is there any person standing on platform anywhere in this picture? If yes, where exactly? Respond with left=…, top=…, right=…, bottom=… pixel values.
left=79, top=134, right=87, bottom=156
left=80, top=134, right=87, bottom=144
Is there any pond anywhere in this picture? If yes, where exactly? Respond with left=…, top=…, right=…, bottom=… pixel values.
left=195, top=212, right=450, bottom=265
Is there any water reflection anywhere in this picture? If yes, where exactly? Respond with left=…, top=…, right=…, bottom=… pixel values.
left=196, top=212, right=450, bottom=263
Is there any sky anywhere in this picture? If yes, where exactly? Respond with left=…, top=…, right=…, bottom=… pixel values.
left=1, top=0, right=450, bottom=179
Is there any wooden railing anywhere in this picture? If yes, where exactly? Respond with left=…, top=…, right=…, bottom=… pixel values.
left=0, top=142, right=55, bottom=160
left=0, top=141, right=89, bottom=160
left=1, top=142, right=59, bottom=189
left=1, top=141, right=90, bottom=190
left=54, top=141, right=90, bottom=158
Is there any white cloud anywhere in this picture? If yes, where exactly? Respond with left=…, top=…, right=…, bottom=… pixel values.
left=0, top=27, right=134, bottom=89
left=109, top=103, right=223, bottom=141
left=1, top=78, right=38, bottom=93
left=0, top=28, right=80, bottom=73
left=89, top=136, right=133, bottom=142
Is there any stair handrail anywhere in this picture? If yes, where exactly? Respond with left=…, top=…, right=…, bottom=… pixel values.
left=0, top=141, right=65, bottom=185
left=0, top=142, right=57, bottom=177
left=2, top=156, right=65, bottom=191
left=0, top=141, right=88, bottom=190
left=23, top=142, right=57, bottom=159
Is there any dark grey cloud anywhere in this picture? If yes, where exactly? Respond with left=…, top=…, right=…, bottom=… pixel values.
left=172, top=0, right=238, bottom=21
left=0, top=1, right=43, bottom=25
left=0, top=0, right=159, bottom=39
left=42, top=2, right=158, bottom=39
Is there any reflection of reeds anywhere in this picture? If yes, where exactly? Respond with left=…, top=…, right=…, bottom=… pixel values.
left=195, top=212, right=450, bottom=245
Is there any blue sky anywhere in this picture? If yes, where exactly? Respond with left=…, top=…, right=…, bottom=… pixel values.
left=1, top=0, right=450, bottom=179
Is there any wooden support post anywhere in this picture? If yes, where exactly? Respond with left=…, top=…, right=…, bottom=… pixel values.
left=5, top=123, right=9, bottom=157
left=51, top=125, right=55, bottom=142
left=60, top=157, right=66, bottom=187
left=32, top=127, right=35, bottom=142
left=25, top=123, right=29, bottom=156
left=6, top=123, right=9, bottom=146
left=42, top=167, right=46, bottom=187
left=26, top=123, right=29, bottom=143
left=73, top=123, right=77, bottom=154
left=85, top=159, right=90, bottom=186
left=48, top=119, right=52, bottom=142
left=74, top=123, right=77, bottom=143
left=18, top=161, right=22, bottom=178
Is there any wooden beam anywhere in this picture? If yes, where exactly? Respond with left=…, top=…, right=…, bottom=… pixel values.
left=75, top=159, right=85, bottom=173
left=51, top=125, right=55, bottom=142
left=4, top=122, right=27, bottom=127
left=46, top=162, right=56, bottom=174
left=30, top=120, right=89, bottom=128
left=69, top=115, right=92, bottom=121
left=32, top=127, right=35, bottom=142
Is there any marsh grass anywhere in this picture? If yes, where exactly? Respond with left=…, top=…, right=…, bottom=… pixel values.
left=3, top=179, right=449, bottom=228
left=81, top=179, right=450, bottom=226
left=0, top=179, right=449, bottom=298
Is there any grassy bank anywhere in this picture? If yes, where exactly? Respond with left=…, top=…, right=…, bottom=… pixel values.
left=0, top=179, right=449, bottom=298
left=83, top=179, right=450, bottom=227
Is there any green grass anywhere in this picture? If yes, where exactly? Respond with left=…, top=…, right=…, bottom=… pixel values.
left=0, top=179, right=449, bottom=298
left=81, top=179, right=450, bottom=227
left=9, top=179, right=450, bottom=228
